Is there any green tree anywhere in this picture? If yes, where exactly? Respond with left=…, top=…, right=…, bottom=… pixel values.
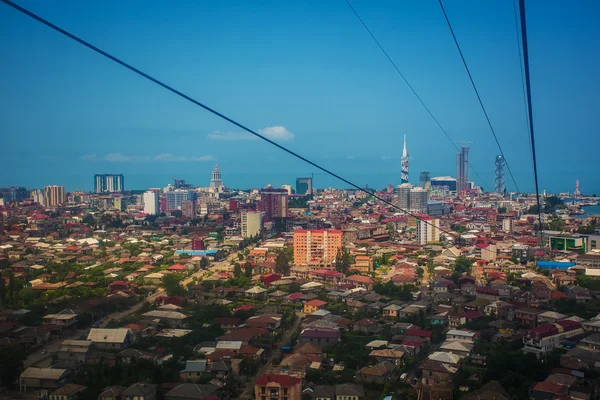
left=498, top=207, right=507, bottom=213
left=548, top=215, right=566, bottom=231
left=162, top=274, right=187, bottom=297
left=335, top=247, right=354, bottom=274
left=275, top=252, right=290, bottom=275
left=233, top=263, right=242, bottom=278
left=244, top=262, right=253, bottom=278
left=0, top=346, right=26, bottom=389
left=453, top=256, right=472, bottom=274
left=200, top=257, right=210, bottom=269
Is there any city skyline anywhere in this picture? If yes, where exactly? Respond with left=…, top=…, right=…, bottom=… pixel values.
left=1, top=1, right=599, bottom=194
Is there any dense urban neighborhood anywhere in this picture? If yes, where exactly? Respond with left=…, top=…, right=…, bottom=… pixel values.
left=1, top=175, right=600, bottom=400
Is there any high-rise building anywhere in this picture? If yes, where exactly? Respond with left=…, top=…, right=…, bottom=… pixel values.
left=166, top=190, right=195, bottom=211
left=398, top=183, right=412, bottom=211
left=241, top=210, right=264, bottom=238
left=0, top=186, right=27, bottom=203
left=296, top=177, right=312, bottom=195
left=456, top=146, right=470, bottom=195
left=418, top=171, right=431, bottom=189
left=409, top=187, right=428, bottom=214
left=430, top=176, right=457, bottom=192
left=44, top=185, right=66, bottom=207
left=31, top=189, right=45, bottom=206
left=397, top=184, right=428, bottom=214
left=94, top=174, right=124, bottom=193
left=401, top=134, right=409, bottom=184
left=293, top=229, right=342, bottom=266
left=182, top=200, right=198, bottom=219
left=281, top=185, right=292, bottom=195
left=416, top=217, right=440, bottom=245
left=260, top=187, right=288, bottom=220
left=210, top=164, right=224, bottom=189
left=143, top=190, right=159, bottom=215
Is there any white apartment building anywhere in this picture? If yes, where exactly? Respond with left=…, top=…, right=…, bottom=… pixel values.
left=241, top=211, right=264, bottom=238
left=143, top=191, right=159, bottom=215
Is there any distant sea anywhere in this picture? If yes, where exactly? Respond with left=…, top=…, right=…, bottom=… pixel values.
left=563, top=198, right=600, bottom=218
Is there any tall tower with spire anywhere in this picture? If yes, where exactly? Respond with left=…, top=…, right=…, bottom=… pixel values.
left=210, top=164, right=223, bottom=189
left=401, top=134, right=409, bottom=184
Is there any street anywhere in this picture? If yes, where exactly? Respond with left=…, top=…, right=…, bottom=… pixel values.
left=238, top=314, right=303, bottom=399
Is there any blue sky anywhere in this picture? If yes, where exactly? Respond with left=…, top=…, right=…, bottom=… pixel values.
left=1, top=0, right=599, bottom=193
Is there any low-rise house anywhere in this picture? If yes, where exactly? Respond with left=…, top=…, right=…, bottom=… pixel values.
left=180, top=360, right=208, bottom=382
left=582, top=319, right=600, bottom=333
left=419, top=359, right=458, bottom=386
left=355, top=361, right=396, bottom=383
left=344, top=275, right=375, bottom=290
left=254, top=374, right=302, bottom=400
left=383, top=304, right=402, bottom=321
left=56, top=340, right=92, bottom=368
left=445, top=329, right=478, bottom=343
left=352, top=255, right=373, bottom=274
left=368, top=349, right=405, bottom=366
left=165, top=383, right=218, bottom=400
left=304, top=300, right=328, bottom=314
left=579, top=333, right=600, bottom=350
left=428, top=351, right=461, bottom=365
left=523, top=320, right=584, bottom=355
left=537, top=311, right=567, bottom=325
left=514, top=307, right=539, bottom=328
left=245, top=286, right=268, bottom=300
left=298, top=329, right=340, bottom=347
left=352, top=318, right=382, bottom=334
left=20, top=367, right=72, bottom=395
left=334, top=383, right=364, bottom=400
left=49, top=383, right=87, bottom=400
left=122, top=382, right=157, bottom=400
left=87, top=328, right=133, bottom=349
left=42, top=309, right=78, bottom=328
left=439, top=340, right=473, bottom=358
left=98, top=386, right=126, bottom=400
left=345, top=300, right=367, bottom=314
left=141, top=310, right=189, bottom=327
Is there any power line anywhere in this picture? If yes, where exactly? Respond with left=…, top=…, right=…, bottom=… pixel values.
left=343, top=0, right=491, bottom=192
left=518, top=0, right=544, bottom=239
left=437, top=0, right=521, bottom=194
left=512, top=0, right=534, bottom=174
left=0, top=0, right=460, bottom=239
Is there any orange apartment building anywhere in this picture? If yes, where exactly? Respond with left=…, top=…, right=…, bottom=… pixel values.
left=293, top=229, right=342, bottom=267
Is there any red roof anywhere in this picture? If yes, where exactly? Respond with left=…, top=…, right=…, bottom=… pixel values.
left=406, top=328, right=432, bottom=338
left=233, top=305, right=255, bottom=313
left=299, top=329, right=340, bottom=339
left=305, top=299, right=327, bottom=307
left=168, top=264, right=186, bottom=271
left=551, top=291, right=568, bottom=299
left=109, top=281, right=128, bottom=286
left=255, top=374, right=301, bottom=387
left=287, top=292, right=304, bottom=300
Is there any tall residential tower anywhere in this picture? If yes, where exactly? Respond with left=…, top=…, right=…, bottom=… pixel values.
left=401, top=134, right=409, bottom=184
left=456, top=146, right=470, bottom=195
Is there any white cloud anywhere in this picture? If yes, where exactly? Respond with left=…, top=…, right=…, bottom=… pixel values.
left=380, top=155, right=392, bottom=161
left=81, top=153, right=214, bottom=163
left=258, top=126, right=294, bottom=141
left=207, top=131, right=256, bottom=141
left=345, top=156, right=355, bottom=160
left=207, top=126, right=295, bottom=142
